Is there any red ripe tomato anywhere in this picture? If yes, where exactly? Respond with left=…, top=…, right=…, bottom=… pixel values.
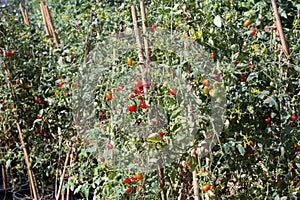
left=12, top=50, right=16, bottom=55
left=294, top=144, right=300, bottom=151
left=290, top=114, right=297, bottom=121
left=124, top=178, right=131, bottom=184
left=265, top=117, right=271, bottom=124
left=201, top=184, right=211, bottom=192
left=58, top=82, right=63, bottom=88
left=241, top=74, right=246, bottom=82
left=107, top=143, right=113, bottom=150
left=168, top=88, right=176, bottom=96
left=75, top=24, right=80, bottom=29
left=64, top=89, right=69, bottom=94
left=65, top=174, right=70, bottom=179
left=158, top=131, right=163, bottom=137
left=126, top=188, right=131, bottom=193
left=5, top=51, right=11, bottom=57
left=139, top=101, right=146, bottom=109
left=129, top=92, right=135, bottom=98
left=37, top=115, right=41, bottom=119
left=151, top=24, right=156, bottom=31
left=99, top=157, right=105, bottom=162
left=247, top=149, right=255, bottom=154
left=250, top=141, right=255, bottom=147
left=131, top=175, right=137, bottom=181
left=16, top=78, right=20, bottom=84
left=250, top=28, right=257, bottom=36
left=128, top=105, right=136, bottom=112
left=135, top=80, right=143, bottom=89
left=69, top=55, right=74, bottom=60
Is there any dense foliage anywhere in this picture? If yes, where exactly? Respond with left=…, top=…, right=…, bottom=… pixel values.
left=0, top=0, right=299, bottom=199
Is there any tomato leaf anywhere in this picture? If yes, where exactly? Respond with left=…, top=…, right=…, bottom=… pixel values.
left=237, top=144, right=245, bottom=156
left=213, top=15, right=222, bottom=28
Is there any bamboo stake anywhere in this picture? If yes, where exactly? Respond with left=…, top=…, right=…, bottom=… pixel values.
left=271, top=0, right=290, bottom=58
left=2, top=61, right=40, bottom=200
left=19, top=3, right=30, bottom=26
left=131, top=5, right=145, bottom=65
left=66, top=145, right=75, bottom=200
left=44, top=4, right=59, bottom=47
left=40, top=2, right=50, bottom=36
left=140, top=0, right=151, bottom=62
left=192, top=171, right=200, bottom=200
left=56, top=149, right=70, bottom=200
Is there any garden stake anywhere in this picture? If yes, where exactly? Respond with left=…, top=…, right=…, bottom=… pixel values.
left=271, top=0, right=290, bottom=67
left=19, top=3, right=30, bottom=26
left=3, top=61, right=40, bottom=200
left=56, top=149, right=70, bottom=200
left=40, top=2, right=50, bottom=36
left=140, top=0, right=151, bottom=62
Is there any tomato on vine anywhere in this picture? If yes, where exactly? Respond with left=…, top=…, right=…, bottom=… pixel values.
left=201, top=184, right=211, bottom=192
left=128, top=105, right=136, bottom=112
left=105, top=91, right=112, bottom=100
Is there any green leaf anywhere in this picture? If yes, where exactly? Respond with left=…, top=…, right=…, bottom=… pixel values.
left=213, top=15, right=222, bottom=28
left=237, top=144, right=245, bottom=156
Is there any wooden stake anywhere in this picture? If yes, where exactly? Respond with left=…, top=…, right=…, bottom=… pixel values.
left=56, top=149, right=70, bottom=200
left=192, top=171, right=200, bottom=200
left=140, top=0, right=151, bottom=61
left=271, top=0, right=290, bottom=58
left=40, top=2, right=50, bottom=36
left=131, top=5, right=145, bottom=65
left=3, top=60, right=40, bottom=200
left=19, top=3, right=30, bottom=26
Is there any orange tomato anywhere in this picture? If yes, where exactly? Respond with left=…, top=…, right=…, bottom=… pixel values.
left=202, top=79, right=208, bottom=86
left=243, top=19, right=251, bottom=27
left=105, top=92, right=112, bottom=100
left=136, top=173, right=143, bottom=180
left=127, top=57, right=133, bottom=66
left=201, top=184, right=211, bottom=192
left=210, top=52, right=216, bottom=59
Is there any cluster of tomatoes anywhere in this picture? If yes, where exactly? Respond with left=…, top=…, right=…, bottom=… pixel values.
left=123, top=173, right=143, bottom=194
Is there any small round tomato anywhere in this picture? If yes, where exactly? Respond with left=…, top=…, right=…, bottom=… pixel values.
left=203, top=87, right=209, bottom=95
left=294, top=144, right=300, bottom=151
left=250, top=28, right=257, bottom=36
left=151, top=24, right=156, bottom=31
left=290, top=114, right=297, bottom=121
left=250, top=141, right=255, bottom=147
left=5, top=51, right=11, bottom=57
left=107, top=143, right=113, bottom=150
left=9, top=104, right=14, bottom=110
left=135, top=173, right=143, bottom=180
left=58, top=82, right=63, bottom=88
left=241, top=74, right=246, bottom=82
left=210, top=52, right=216, bottom=59
left=168, top=88, right=176, bottom=96
left=124, top=178, right=131, bottom=184
left=127, top=57, right=133, bottom=66
left=126, top=188, right=131, bottom=193
left=129, top=92, right=135, bottom=98
left=265, top=117, right=271, bottom=124
left=139, top=101, right=146, bottom=109
left=247, top=149, right=255, bottom=154
left=158, top=131, right=163, bottom=137
left=128, top=105, right=136, bottom=112
left=75, top=24, right=80, bottom=29
left=99, top=157, right=105, bottom=162
left=201, top=184, right=211, bottom=193
left=69, top=55, right=74, bottom=60
left=243, top=19, right=251, bottom=27
left=202, top=79, right=208, bottom=86
left=131, top=175, right=137, bottom=181
left=105, top=91, right=112, bottom=100
left=12, top=50, right=16, bottom=55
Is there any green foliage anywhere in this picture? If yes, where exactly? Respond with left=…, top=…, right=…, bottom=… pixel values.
left=0, top=0, right=299, bottom=199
